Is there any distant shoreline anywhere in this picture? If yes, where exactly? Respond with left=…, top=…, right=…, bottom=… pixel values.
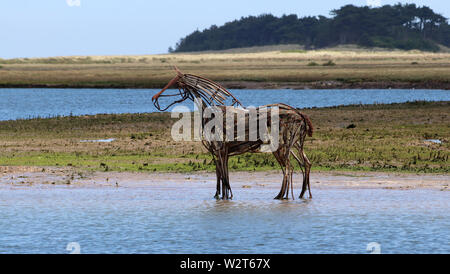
left=0, top=80, right=449, bottom=90
left=1, top=49, right=449, bottom=90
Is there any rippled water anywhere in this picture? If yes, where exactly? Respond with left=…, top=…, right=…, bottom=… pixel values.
left=0, top=88, right=449, bottom=120
left=0, top=184, right=448, bottom=254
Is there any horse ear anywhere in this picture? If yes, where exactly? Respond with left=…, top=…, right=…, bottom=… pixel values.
left=173, top=66, right=183, bottom=76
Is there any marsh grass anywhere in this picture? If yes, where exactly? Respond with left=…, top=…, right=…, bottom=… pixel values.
left=0, top=49, right=449, bottom=88
left=0, top=101, right=448, bottom=173
left=307, top=61, right=319, bottom=66
left=322, top=60, right=336, bottom=66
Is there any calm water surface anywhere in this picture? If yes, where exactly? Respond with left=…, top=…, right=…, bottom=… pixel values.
left=0, top=88, right=449, bottom=120
left=0, top=184, right=448, bottom=254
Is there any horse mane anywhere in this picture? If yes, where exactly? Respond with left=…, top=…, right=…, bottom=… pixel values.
left=175, top=67, right=243, bottom=107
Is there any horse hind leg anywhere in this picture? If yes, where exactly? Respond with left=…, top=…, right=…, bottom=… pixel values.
left=290, top=149, right=305, bottom=199
left=273, top=150, right=288, bottom=200
left=303, top=151, right=312, bottom=198
left=275, top=174, right=287, bottom=200
left=286, top=161, right=294, bottom=200
left=300, top=150, right=312, bottom=199
left=284, top=156, right=294, bottom=199
left=282, top=125, right=299, bottom=200
left=288, top=156, right=297, bottom=200
left=291, top=144, right=308, bottom=199
left=274, top=149, right=295, bottom=200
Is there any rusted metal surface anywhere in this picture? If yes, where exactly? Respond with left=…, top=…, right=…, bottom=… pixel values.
left=153, top=67, right=313, bottom=199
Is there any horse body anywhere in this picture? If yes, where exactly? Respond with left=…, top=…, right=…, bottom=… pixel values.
left=153, top=67, right=313, bottom=200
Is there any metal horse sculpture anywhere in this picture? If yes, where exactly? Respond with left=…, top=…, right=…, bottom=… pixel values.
left=152, top=67, right=313, bottom=200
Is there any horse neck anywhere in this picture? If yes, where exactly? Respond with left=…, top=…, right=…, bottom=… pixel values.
left=191, top=91, right=239, bottom=112
left=192, top=94, right=208, bottom=112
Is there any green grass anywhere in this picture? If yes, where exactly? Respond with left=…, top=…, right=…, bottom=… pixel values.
left=322, top=60, right=336, bottom=66
left=0, top=101, right=448, bottom=173
left=307, top=61, right=319, bottom=66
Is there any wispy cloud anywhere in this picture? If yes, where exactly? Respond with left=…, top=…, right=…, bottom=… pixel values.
left=66, top=0, right=81, bottom=7
left=366, top=0, right=382, bottom=7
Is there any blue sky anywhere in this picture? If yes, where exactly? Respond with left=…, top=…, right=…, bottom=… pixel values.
left=1, top=0, right=448, bottom=58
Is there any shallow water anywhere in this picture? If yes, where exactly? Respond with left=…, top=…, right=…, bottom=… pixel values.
left=80, top=138, right=116, bottom=143
left=0, top=88, right=449, bottom=120
left=0, top=183, right=448, bottom=254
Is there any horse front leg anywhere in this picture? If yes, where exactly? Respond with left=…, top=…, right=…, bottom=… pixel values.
left=214, top=160, right=221, bottom=199
left=216, top=147, right=232, bottom=200
left=221, top=152, right=233, bottom=200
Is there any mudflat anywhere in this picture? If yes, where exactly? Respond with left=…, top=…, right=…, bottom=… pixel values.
left=1, top=166, right=448, bottom=192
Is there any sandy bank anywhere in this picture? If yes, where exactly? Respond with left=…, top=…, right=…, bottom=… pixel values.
left=0, top=166, right=448, bottom=191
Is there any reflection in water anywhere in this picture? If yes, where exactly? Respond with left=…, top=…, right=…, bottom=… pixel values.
left=0, top=184, right=448, bottom=254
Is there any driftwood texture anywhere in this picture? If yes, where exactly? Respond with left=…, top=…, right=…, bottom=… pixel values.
left=152, top=67, right=313, bottom=200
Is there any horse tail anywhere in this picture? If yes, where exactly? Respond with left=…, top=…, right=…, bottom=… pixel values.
left=304, top=113, right=314, bottom=137
left=298, top=112, right=314, bottom=137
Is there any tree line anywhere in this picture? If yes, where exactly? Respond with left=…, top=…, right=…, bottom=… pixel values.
left=171, top=4, right=449, bottom=52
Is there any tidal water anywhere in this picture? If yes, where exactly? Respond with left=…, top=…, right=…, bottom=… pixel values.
left=0, top=88, right=449, bottom=121
left=0, top=183, right=448, bottom=254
